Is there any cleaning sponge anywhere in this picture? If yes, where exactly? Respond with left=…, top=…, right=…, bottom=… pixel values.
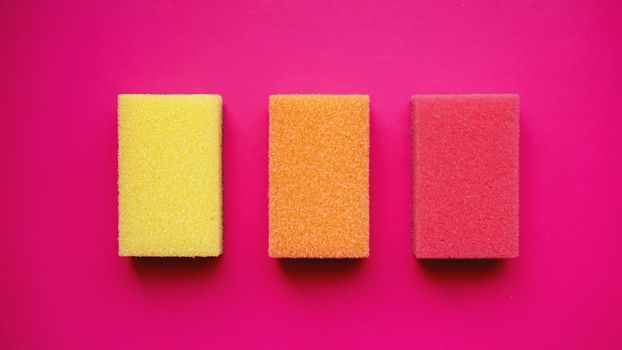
left=118, top=94, right=222, bottom=257
left=269, top=95, right=369, bottom=258
left=412, top=94, right=519, bottom=258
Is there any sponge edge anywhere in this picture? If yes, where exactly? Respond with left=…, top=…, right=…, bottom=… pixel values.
left=412, top=94, right=519, bottom=259
left=118, top=94, right=222, bottom=257
left=269, top=94, right=369, bottom=258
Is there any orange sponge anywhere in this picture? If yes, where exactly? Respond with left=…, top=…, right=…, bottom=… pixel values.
left=269, top=95, right=369, bottom=258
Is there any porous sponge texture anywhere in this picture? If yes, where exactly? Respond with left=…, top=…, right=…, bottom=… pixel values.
left=269, top=95, right=369, bottom=258
left=118, top=94, right=222, bottom=257
left=412, top=94, right=519, bottom=258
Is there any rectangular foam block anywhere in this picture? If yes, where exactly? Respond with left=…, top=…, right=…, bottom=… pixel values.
left=269, top=95, right=369, bottom=258
left=412, top=94, right=519, bottom=258
left=118, top=94, right=222, bottom=257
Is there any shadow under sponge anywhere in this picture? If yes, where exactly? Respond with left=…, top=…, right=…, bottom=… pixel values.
left=412, top=94, right=519, bottom=259
left=269, top=95, right=369, bottom=258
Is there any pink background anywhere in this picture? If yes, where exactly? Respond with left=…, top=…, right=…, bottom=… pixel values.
left=2, top=1, right=621, bottom=349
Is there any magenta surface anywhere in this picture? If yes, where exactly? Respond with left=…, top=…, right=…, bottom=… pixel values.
left=1, top=1, right=621, bottom=349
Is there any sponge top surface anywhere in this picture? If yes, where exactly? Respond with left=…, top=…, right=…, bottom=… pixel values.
left=118, top=94, right=222, bottom=257
left=413, top=94, right=519, bottom=258
left=269, top=94, right=369, bottom=258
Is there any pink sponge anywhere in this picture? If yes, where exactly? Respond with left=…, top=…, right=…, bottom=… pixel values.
left=412, top=94, right=519, bottom=258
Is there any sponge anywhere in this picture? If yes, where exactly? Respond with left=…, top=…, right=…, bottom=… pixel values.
left=269, top=95, right=369, bottom=258
left=412, top=94, right=519, bottom=258
left=118, top=94, right=222, bottom=257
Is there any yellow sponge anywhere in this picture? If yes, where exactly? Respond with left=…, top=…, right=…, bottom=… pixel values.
left=118, top=94, right=222, bottom=257
left=269, top=95, right=370, bottom=258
